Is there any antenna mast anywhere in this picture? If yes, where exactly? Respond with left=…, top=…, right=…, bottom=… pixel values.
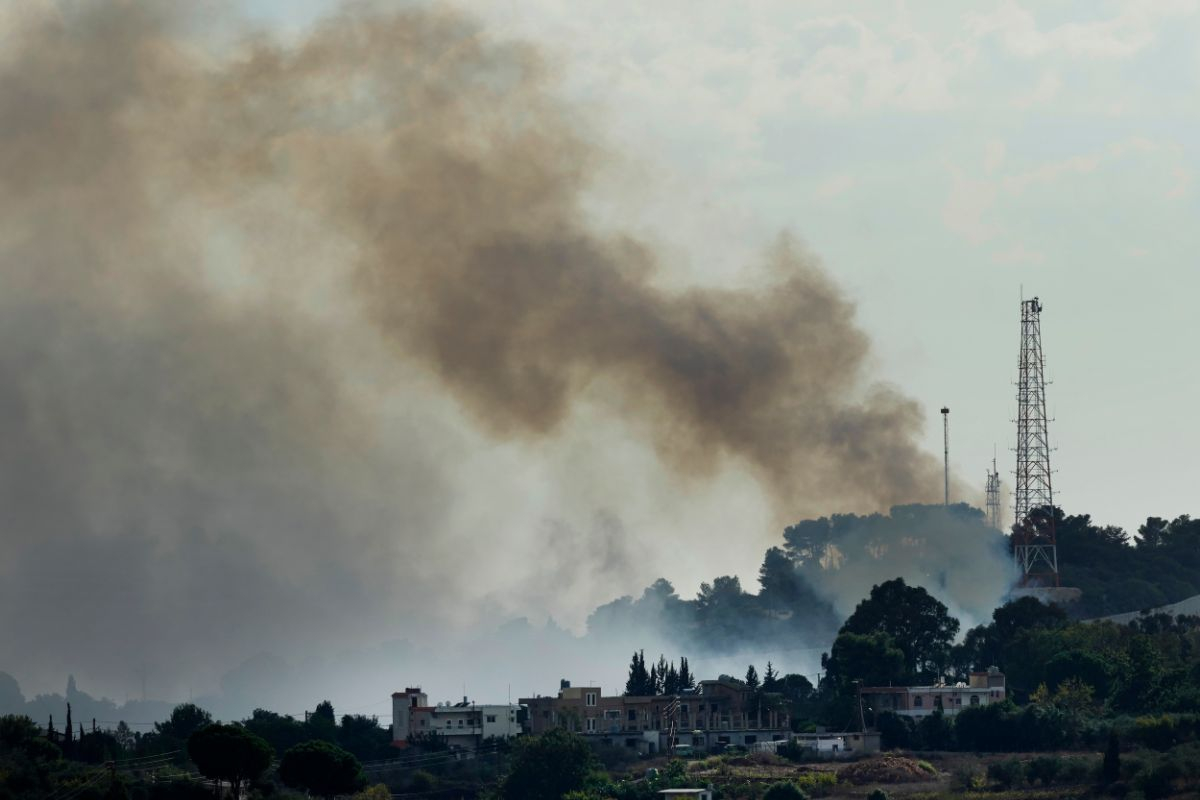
left=985, top=453, right=1002, bottom=530
left=1013, top=296, right=1058, bottom=586
left=940, top=407, right=950, bottom=505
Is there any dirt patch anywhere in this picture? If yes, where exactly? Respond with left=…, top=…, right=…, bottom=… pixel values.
left=839, top=755, right=939, bottom=785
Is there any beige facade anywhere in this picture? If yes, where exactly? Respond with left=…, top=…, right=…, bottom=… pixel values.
left=861, top=668, right=1006, bottom=719
left=520, top=679, right=791, bottom=754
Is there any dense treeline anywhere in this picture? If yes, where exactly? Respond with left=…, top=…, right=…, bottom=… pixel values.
left=816, top=578, right=1200, bottom=755
left=1056, top=509, right=1200, bottom=616
left=588, top=505, right=1200, bottom=660
left=0, top=698, right=396, bottom=800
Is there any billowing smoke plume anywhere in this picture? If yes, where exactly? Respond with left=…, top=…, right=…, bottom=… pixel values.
left=0, top=2, right=957, bottom=708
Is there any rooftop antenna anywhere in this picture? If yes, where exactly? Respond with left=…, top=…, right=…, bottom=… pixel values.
left=940, top=407, right=950, bottom=505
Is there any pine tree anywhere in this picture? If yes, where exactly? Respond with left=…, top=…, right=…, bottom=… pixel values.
left=745, top=665, right=760, bottom=692
left=48, top=714, right=56, bottom=742
left=763, top=662, right=778, bottom=692
left=65, top=703, right=74, bottom=744
left=655, top=656, right=669, bottom=695
left=679, top=657, right=695, bottom=691
left=649, top=664, right=659, bottom=696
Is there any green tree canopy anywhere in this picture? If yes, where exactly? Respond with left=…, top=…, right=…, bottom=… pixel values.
left=279, top=740, right=364, bottom=799
left=822, top=632, right=906, bottom=691
left=500, top=728, right=597, bottom=800
left=187, top=723, right=273, bottom=800
left=241, top=708, right=306, bottom=757
left=155, top=704, right=212, bottom=742
left=840, top=578, right=959, bottom=681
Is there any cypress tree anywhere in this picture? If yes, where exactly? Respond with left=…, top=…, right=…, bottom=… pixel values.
left=664, top=663, right=680, bottom=695
left=1103, top=730, right=1121, bottom=784
left=625, top=650, right=652, bottom=696
left=65, top=703, right=74, bottom=744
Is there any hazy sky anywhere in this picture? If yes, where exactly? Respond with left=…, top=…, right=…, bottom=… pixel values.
left=248, top=0, right=1200, bottom=534
left=406, top=0, right=1199, bottom=536
left=2, top=0, right=1197, bottom=712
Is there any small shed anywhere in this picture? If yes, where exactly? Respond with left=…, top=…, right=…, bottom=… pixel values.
left=658, top=789, right=714, bottom=800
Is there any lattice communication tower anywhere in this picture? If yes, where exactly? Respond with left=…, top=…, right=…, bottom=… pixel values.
left=1013, top=297, right=1058, bottom=586
left=985, top=456, right=1002, bottom=530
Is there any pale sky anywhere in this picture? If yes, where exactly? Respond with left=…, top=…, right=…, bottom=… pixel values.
left=463, top=0, right=1200, bottom=537
left=243, top=0, right=1200, bottom=533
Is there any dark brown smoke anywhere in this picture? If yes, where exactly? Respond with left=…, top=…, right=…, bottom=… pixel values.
left=150, top=3, right=943, bottom=512
left=0, top=1, right=945, bottom=701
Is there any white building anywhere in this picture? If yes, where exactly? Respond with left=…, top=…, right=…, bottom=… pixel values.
left=392, top=687, right=519, bottom=749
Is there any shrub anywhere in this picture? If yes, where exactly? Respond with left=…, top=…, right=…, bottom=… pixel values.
left=1057, top=756, right=1095, bottom=784
left=777, top=738, right=806, bottom=762
left=875, top=711, right=914, bottom=750
left=1135, top=716, right=1179, bottom=751
left=866, top=790, right=889, bottom=800
left=952, top=764, right=984, bottom=791
left=987, top=758, right=1025, bottom=789
left=410, top=770, right=436, bottom=791
left=793, top=771, right=836, bottom=797
left=1135, top=762, right=1179, bottom=800
left=1026, top=755, right=1062, bottom=785
left=762, top=781, right=808, bottom=800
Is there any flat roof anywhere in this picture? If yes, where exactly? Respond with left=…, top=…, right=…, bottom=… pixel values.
left=861, top=685, right=995, bottom=692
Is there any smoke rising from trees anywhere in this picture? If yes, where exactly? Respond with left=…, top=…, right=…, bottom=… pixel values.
left=0, top=2, right=969, bottom=705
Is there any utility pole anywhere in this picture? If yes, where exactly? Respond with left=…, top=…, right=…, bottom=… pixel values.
left=940, top=407, right=950, bottom=505
left=1013, top=296, right=1059, bottom=586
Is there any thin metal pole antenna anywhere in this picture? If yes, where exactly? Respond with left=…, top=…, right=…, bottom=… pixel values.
left=940, top=407, right=950, bottom=505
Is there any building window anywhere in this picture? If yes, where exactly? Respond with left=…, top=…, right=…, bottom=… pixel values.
left=487, top=715, right=497, bottom=723
left=586, top=718, right=596, bottom=732
left=604, top=710, right=620, bottom=720
left=627, top=709, right=637, bottom=721
left=586, top=692, right=597, bottom=707
left=970, top=695, right=980, bottom=706
left=914, top=696, right=924, bottom=708
left=446, top=719, right=452, bottom=727
left=457, top=719, right=463, bottom=727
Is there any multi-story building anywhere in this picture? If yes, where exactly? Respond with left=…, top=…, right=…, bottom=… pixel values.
left=391, top=687, right=520, bottom=749
left=860, top=667, right=1006, bottom=719
left=520, top=678, right=791, bottom=755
